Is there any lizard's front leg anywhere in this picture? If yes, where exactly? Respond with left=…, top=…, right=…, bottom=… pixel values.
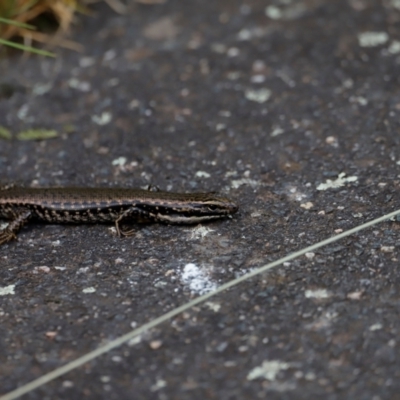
left=114, top=207, right=155, bottom=237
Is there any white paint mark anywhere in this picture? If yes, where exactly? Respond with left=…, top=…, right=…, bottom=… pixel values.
left=305, top=252, right=315, bottom=259
left=358, top=31, right=389, bottom=47
left=181, top=263, right=217, bottom=295
left=247, top=360, right=291, bottom=381
left=195, top=171, right=211, bottom=178
left=316, top=173, right=358, bottom=191
left=245, top=88, right=271, bottom=103
left=82, top=287, right=96, bottom=294
left=305, top=289, right=330, bottom=299
left=0, top=284, right=15, bottom=296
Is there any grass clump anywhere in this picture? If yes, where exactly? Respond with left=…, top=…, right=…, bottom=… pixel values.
left=0, top=0, right=89, bottom=55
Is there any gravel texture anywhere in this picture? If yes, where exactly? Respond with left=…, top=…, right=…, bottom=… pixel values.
left=1, top=0, right=400, bottom=399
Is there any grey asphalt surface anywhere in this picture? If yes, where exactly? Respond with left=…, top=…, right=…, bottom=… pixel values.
left=1, top=0, right=400, bottom=399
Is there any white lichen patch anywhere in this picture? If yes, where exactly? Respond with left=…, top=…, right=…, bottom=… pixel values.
left=305, top=289, right=331, bottom=299
left=195, top=171, right=211, bottom=178
left=231, top=178, right=261, bottom=189
left=128, top=335, right=142, bottom=346
left=388, top=40, right=400, bottom=54
left=392, top=0, right=400, bottom=10
left=306, top=311, right=338, bottom=330
left=300, top=202, right=313, bottom=210
left=347, top=291, right=363, bottom=300
left=247, top=360, right=291, bottom=381
left=381, top=246, right=395, bottom=253
left=358, top=31, right=389, bottom=47
left=325, top=136, right=338, bottom=147
left=150, top=379, right=167, bottom=392
left=369, top=323, right=383, bottom=331
left=112, top=156, right=127, bottom=166
left=190, top=226, right=215, bottom=239
left=92, top=111, right=112, bottom=126
left=205, top=302, right=221, bottom=312
left=245, top=88, right=271, bottom=103
left=265, top=3, right=307, bottom=20
left=350, top=96, right=368, bottom=106
left=316, top=173, right=358, bottom=191
left=68, top=78, right=91, bottom=92
left=82, top=287, right=96, bottom=294
left=32, top=82, right=53, bottom=96
left=180, top=263, right=217, bottom=295
left=271, top=127, right=284, bottom=137
left=0, top=284, right=15, bottom=296
left=285, top=185, right=308, bottom=202
left=265, top=5, right=282, bottom=19
left=33, top=266, right=51, bottom=274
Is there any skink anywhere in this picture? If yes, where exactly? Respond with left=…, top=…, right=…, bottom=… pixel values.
left=0, top=185, right=238, bottom=245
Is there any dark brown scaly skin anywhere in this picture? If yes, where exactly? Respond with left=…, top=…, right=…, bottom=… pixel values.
left=0, top=186, right=238, bottom=245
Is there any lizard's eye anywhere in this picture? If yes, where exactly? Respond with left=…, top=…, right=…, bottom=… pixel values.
left=207, top=205, right=218, bottom=211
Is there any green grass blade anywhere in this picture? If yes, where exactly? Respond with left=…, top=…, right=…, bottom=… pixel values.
left=0, top=126, right=12, bottom=140
left=17, top=129, right=58, bottom=141
left=0, top=17, right=36, bottom=30
left=0, top=38, right=55, bottom=57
